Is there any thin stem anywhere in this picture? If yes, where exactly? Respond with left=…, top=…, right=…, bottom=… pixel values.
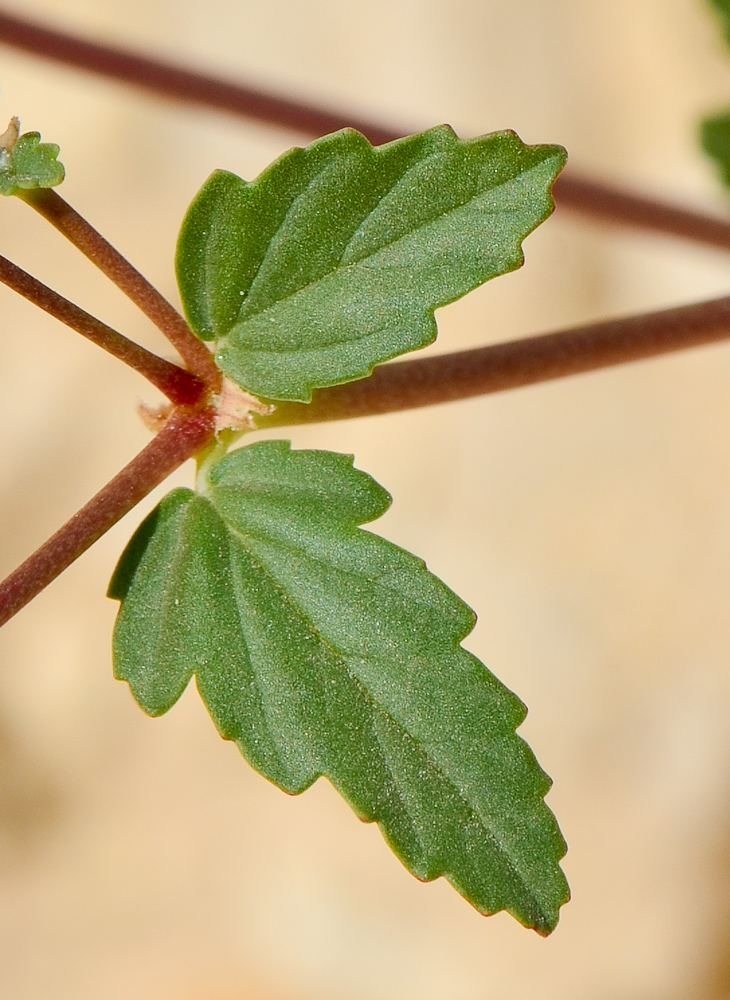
left=552, top=174, right=730, bottom=254
left=0, top=8, right=395, bottom=144
left=1, top=7, right=729, bottom=627
left=0, top=405, right=216, bottom=629
left=0, top=252, right=206, bottom=405
left=2, top=8, right=730, bottom=253
left=17, top=188, right=222, bottom=390
left=258, top=294, right=730, bottom=426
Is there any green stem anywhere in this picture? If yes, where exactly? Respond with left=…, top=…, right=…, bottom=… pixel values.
left=0, top=405, right=216, bottom=629
left=194, top=432, right=229, bottom=494
left=17, top=188, right=222, bottom=390
left=0, top=252, right=206, bottom=406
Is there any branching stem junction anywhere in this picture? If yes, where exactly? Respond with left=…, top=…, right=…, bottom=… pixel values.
left=1, top=7, right=730, bottom=629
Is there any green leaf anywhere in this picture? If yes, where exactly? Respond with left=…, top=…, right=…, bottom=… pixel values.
left=176, top=126, right=566, bottom=401
left=707, top=0, right=730, bottom=46
left=109, top=440, right=569, bottom=934
left=0, top=130, right=64, bottom=196
left=701, top=111, right=730, bottom=189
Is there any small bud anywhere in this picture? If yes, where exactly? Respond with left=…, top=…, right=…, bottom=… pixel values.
left=137, top=400, right=173, bottom=432
left=0, top=116, right=20, bottom=152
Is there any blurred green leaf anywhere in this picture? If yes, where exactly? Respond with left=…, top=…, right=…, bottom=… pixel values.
left=707, top=0, right=730, bottom=45
left=701, top=111, right=730, bottom=188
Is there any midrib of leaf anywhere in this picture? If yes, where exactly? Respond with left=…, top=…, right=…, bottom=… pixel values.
left=237, top=155, right=346, bottom=322
left=211, top=484, right=428, bottom=605
left=222, top=515, right=410, bottom=798
left=228, top=539, right=428, bottom=849
left=221, top=512, right=551, bottom=919
left=235, top=152, right=550, bottom=326
left=223, top=536, right=295, bottom=781
left=374, top=703, right=545, bottom=921
left=336, top=149, right=526, bottom=268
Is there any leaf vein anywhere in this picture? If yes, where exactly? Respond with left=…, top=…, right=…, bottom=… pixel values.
left=225, top=521, right=544, bottom=911
left=234, top=165, right=544, bottom=328
left=241, top=155, right=344, bottom=310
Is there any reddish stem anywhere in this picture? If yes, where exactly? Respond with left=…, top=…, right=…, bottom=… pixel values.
left=18, top=188, right=222, bottom=391
left=0, top=7, right=394, bottom=144
left=0, top=252, right=205, bottom=405
left=552, top=174, right=730, bottom=254
left=0, top=405, right=216, bottom=628
left=260, top=294, right=730, bottom=425
left=1, top=6, right=730, bottom=627
left=1, top=8, right=730, bottom=253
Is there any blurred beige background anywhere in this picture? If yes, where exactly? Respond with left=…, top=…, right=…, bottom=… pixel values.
left=2, top=0, right=730, bottom=997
